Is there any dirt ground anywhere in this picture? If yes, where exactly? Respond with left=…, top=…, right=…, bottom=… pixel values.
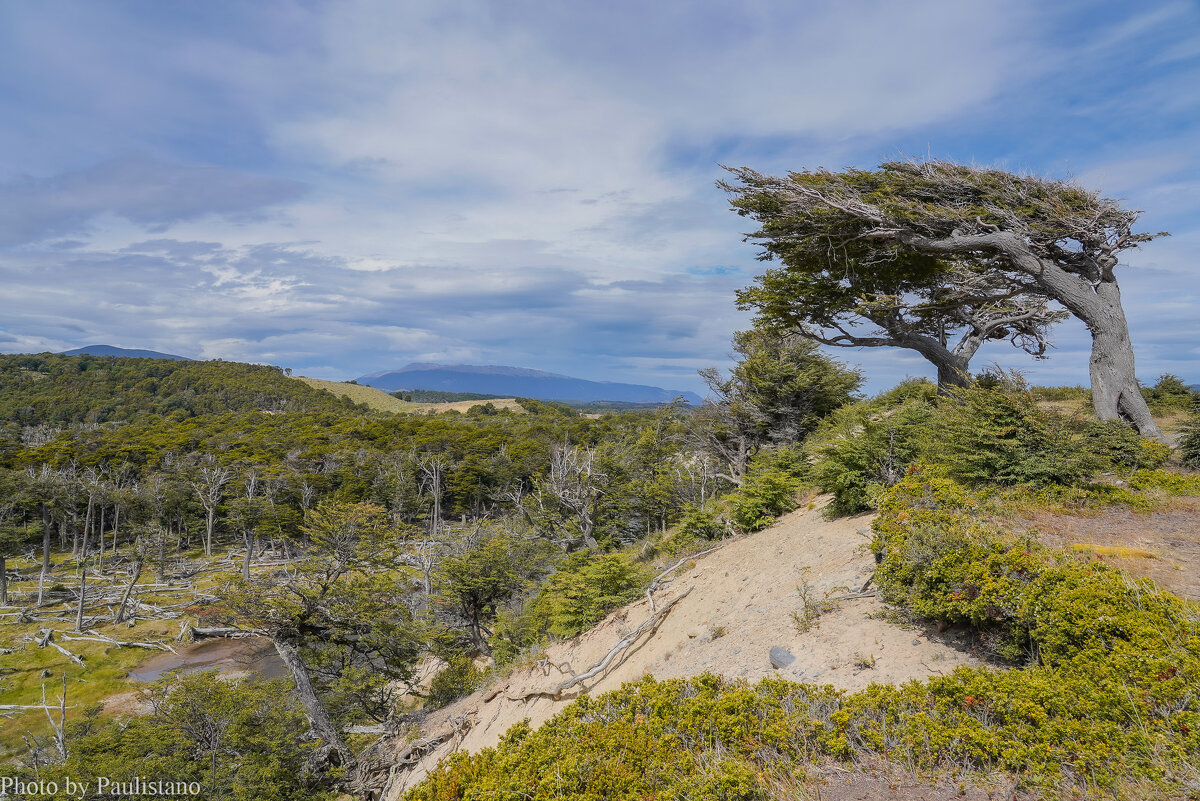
left=382, top=500, right=986, bottom=798
left=1013, top=497, right=1200, bottom=600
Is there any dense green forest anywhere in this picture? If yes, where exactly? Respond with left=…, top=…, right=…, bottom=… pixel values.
left=0, top=353, right=362, bottom=426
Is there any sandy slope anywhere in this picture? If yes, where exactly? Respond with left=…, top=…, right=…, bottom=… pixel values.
left=381, top=500, right=983, bottom=798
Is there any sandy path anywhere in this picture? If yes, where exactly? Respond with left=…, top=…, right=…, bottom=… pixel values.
left=383, top=500, right=982, bottom=798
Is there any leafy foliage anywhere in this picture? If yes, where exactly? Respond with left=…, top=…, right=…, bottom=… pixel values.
left=1182, top=397, right=1200, bottom=470
left=1141, top=373, right=1196, bottom=414
left=807, top=380, right=936, bottom=516
left=931, top=375, right=1098, bottom=487
left=725, top=446, right=808, bottom=532
left=25, top=672, right=332, bottom=801
left=532, top=551, right=649, bottom=638
left=0, top=353, right=360, bottom=425
left=699, top=328, right=861, bottom=446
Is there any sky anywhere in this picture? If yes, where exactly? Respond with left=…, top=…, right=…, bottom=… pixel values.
left=1, top=0, right=1197, bottom=395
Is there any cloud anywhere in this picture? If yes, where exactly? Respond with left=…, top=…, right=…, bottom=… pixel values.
left=0, top=1, right=1197, bottom=394
left=0, top=158, right=305, bottom=247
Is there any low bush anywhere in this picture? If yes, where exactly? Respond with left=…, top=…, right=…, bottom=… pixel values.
left=1142, top=373, right=1197, bottom=414
left=932, top=376, right=1098, bottom=487
left=807, top=382, right=935, bottom=516
left=1081, top=419, right=1170, bottom=472
left=674, top=504, right=727, bottom=544
left=1030, top=384, right=1091, bottom=403
left=1182, top=398, right=1200, bottom=470
left=726, top=445, right=808, bottom=532
left=489, top=551, right=650, bottom=664
left=426, top=654, right=486, bottom=708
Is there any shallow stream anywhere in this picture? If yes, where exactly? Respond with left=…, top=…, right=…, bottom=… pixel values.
left=127, top=636, right=287, bottom=682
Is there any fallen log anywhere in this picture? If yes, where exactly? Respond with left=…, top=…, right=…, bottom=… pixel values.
left=47, top=641, right=84, bottom=666
left=60, top=632, right=176, bottom=653
left=189, top=626, right=266, bottom=639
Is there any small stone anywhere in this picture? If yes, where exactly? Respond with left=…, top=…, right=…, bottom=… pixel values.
left=912, top=639, right=921, bottom=646
left=687, top=629, right=700, bottom=639
left=40, top=669, right=52, bottom=678
left=769, top=646, right=795, bottom=669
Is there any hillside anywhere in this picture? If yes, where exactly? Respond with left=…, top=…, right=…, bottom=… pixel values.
left=358, top=363, right=703, bottom=405
left=0, top=353, right=362, bottom=425
left=61, top=344, right=190, bottom=360
left=384, top=500, right=983, bottom=796
left=295, top=376, right=527, bottom=414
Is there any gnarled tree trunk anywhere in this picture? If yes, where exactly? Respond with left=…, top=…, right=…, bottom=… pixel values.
left=1028, top=262, right=1161, bottom=437
left=1080, top=283, right=1159, bottom=435
left=271, top=637, right=350, bottom=771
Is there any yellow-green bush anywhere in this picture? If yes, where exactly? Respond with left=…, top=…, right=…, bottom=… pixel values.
left=872, top=465, right=1199, bottom=666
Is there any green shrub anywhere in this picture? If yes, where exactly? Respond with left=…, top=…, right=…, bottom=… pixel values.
left=1142, top=373, right=1196, bottom=414
left=426, top=654, right=485, bottom=708
left=932, top=377, right=1097, bottom=487
left=1182, top=398, right=1200, bottom=469
left=727, top=446, right=807, bottom=531
left=1030, top=385, right=1091, bottom=403
left=514, top=551, right=649, bottom=641
left=873, top=465, right=1200, bottom=666
left=676, top=504, right=726, bottom=542
left=808, top=394, right=933, bottom=517
left=1127, top=468, right=1200, bottom=495
left=1081, top=419, right=1170, bottom=472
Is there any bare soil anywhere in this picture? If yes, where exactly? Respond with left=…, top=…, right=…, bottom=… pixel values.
left=1013, top=497, right=1200, bottom=600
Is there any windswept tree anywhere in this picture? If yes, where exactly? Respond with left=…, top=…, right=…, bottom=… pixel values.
left=722, top=160, right=1164, bottom=434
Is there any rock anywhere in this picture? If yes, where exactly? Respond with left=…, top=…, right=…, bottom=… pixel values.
left=911, top=639, right=921, bottom=646
left=687, top=629, right=700, bottom=639
left=40, top=669, right=52, bottom=678
left=768, top=646, right=795, bottom=669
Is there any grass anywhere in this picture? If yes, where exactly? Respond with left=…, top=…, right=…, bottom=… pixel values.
left=1070, top=542, right=1158, bottom=558
left=294, top=377, right=526, bottom=415
left=293, top=377, right=423, bottom=413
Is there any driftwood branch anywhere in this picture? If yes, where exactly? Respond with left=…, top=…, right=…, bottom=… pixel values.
left=189, top=626, right=266, bottom=639
left=645, top=545, right=722, bottom=611
left=513, top=587, right=693, bottom=702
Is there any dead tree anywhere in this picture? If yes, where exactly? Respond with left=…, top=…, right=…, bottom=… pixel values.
left=190, top=458, right=230, bottom=558
left=542, top=444, right=605, bottom=549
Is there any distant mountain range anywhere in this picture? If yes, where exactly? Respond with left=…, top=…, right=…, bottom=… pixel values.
left=358, top=363, right=703, bottom=405
left=62, top=344, right=191, bottom=361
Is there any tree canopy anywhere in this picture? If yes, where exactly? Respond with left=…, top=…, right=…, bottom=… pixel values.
left=721, top=160, right=1164, bottom=433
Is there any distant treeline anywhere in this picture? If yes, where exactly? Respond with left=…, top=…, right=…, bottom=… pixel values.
left=392, top=389, right=512, bottom=403
left=0, top=353, right=361, bottom=426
